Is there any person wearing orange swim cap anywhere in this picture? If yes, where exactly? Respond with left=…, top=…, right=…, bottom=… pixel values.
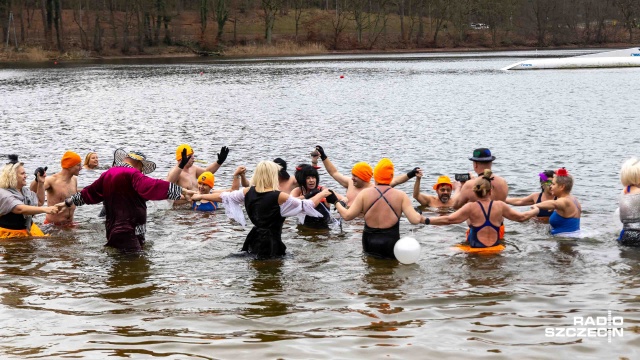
left=314, top=145, right=421, bottom=207
left=167, top=144, right=242, bottom=206
left=333, top=158, right=430, bottom=260
left=413, top=173, right=456, bottom=209
left=192, top=166, right=248, bottom=212
left=425, top=169, right=539, bottom=248
left=37, top=151, right=83, bottom=226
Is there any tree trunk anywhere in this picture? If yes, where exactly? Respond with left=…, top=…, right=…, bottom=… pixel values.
left=92, top=14, right=102, bottom=52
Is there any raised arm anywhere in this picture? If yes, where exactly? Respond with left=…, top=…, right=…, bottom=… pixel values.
left=505, top=193, right=537, bottom=206
left=412, top=170, right=431, bottom=206
left=202, top=146, right=229, bottom=176
left=390, top=167, right=420, bottom=187
left=316, top=145, right=350, bottom=188
left=452, top=182, right=472, bottom=209
left=167, top=148, right=192, bottom=184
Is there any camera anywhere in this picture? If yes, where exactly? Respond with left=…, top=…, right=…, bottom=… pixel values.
left=455, top=173, right=471, bottom=182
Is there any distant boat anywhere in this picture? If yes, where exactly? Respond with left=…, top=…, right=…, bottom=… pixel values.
left=502, top=47, right=640, bottom=70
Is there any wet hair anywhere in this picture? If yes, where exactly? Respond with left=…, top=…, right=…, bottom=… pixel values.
left=620, top=157, right=640, bottom=187
left=250, top=161, right=280, bottom=192
left=0, top=155, right=24, bottom=189
left=472, top=169, right=493, bottom=198
left=294, top=164, right=319, bottom=190
left=554, top=174, right=574, bottom=193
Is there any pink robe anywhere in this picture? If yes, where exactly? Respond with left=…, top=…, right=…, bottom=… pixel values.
left=74, top=166, right=181, bottom=251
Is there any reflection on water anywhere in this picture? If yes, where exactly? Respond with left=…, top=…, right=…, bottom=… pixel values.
left=1, top=51, right=639, bottom=358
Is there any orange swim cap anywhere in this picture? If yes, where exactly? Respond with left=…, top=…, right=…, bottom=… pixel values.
left=198, top=171, right=214, bottom=188
left=351, top=162, right=373, bottom=183
left=433, top=175, right=453, bottom=190
left=176, top=144, right=194, bottom=161
left=373, top=158, right=394, bottom=185
left=61, top=151, right=81, bottom=169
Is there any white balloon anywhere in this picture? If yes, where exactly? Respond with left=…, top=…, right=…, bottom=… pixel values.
left=394, top=237, right=421, bottom=264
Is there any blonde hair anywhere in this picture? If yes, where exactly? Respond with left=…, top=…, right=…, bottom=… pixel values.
left=472, top=169, right=493, bottom=198
left=84, top=152, right=97, bottom=168
left=555, top=174, right=574, bottom=193
left=250, top=161, right=280, bottom=193
left=0, top=163, right=23, bottom=189
left=620, top=157, right=640, bottom=187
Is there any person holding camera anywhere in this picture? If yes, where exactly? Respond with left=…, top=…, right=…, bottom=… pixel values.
left=453, top=148, right=509, bottom=208
left=452, top=148, right=509, bottom=238
left=425, top=170, right=539, bottom=248
left=413, top=170, right=456, bottom=208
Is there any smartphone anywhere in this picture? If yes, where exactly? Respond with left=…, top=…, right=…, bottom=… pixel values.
left=455, top=173, right=470, bottom=182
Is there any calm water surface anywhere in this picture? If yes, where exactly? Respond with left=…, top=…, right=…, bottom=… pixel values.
left=1, top=51, right=639, bottom=359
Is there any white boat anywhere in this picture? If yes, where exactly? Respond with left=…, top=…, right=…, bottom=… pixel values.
left=502, top=47, right=640, bottom=70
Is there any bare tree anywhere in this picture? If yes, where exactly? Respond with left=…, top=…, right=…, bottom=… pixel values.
left=215, top=0, right=228, bottom=42
left=261, top=0, right=281, bottom=44
left=614, top=0, right=638, bottom=42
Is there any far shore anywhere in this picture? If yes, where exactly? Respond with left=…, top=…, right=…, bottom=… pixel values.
left=0, top=43, right=632, bottom=65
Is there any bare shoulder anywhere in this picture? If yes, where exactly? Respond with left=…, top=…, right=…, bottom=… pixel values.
left=278, top=191, right=289, bottom=204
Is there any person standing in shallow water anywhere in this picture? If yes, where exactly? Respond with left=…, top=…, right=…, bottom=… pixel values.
left=425, top=170, right=539, bottom=248
left=190, top=160, right=332, bottom=259
left=59, top=149, right=195, bottom=252
left=40, top=151, right=82, bottom=226
left=0, top=155, right=61, bottom=237
left=535, top=168, right=581, bottom=236
left=333, top=158, right=428, bottom=259
left=506, top=170, right=557, bottom=221
left=618, top=158, right=640, bottom=246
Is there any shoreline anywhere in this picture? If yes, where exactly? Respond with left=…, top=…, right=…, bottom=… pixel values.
left=0, top=43, right=633, bottom=64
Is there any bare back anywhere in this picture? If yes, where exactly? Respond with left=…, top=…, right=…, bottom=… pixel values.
left=460, top=175, right=509, bottom=204
left=45, top=173, right=78, bottom=223
left=362, top=186, right=403, bottom=229
left=465, top=199, right=505, bottom=246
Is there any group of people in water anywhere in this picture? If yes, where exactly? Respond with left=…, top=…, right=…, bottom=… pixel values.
left=1, top=145, right=639, bottom=260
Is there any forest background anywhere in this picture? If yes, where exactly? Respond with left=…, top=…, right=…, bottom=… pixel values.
left=0, top=0, right=639, bottom=60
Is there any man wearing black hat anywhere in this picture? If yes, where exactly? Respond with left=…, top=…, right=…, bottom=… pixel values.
left=274, top=158, right=297, bottom=194
left=453, top=148, right=509, bottom=209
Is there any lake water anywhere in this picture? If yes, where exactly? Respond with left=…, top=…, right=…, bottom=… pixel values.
left=1, top=50, right=639, bottom=359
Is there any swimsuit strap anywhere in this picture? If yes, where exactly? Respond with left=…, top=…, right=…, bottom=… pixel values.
left=366, top=186, right=401, bottom=220
left=627, top=185, right=631, bottom=193
left=536, top=192, right=543, bottom=204
left=477, top=201, right=489, bottom=219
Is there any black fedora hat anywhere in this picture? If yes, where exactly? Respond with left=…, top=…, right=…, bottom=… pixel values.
left=469, top=148, right=496, bottom=162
